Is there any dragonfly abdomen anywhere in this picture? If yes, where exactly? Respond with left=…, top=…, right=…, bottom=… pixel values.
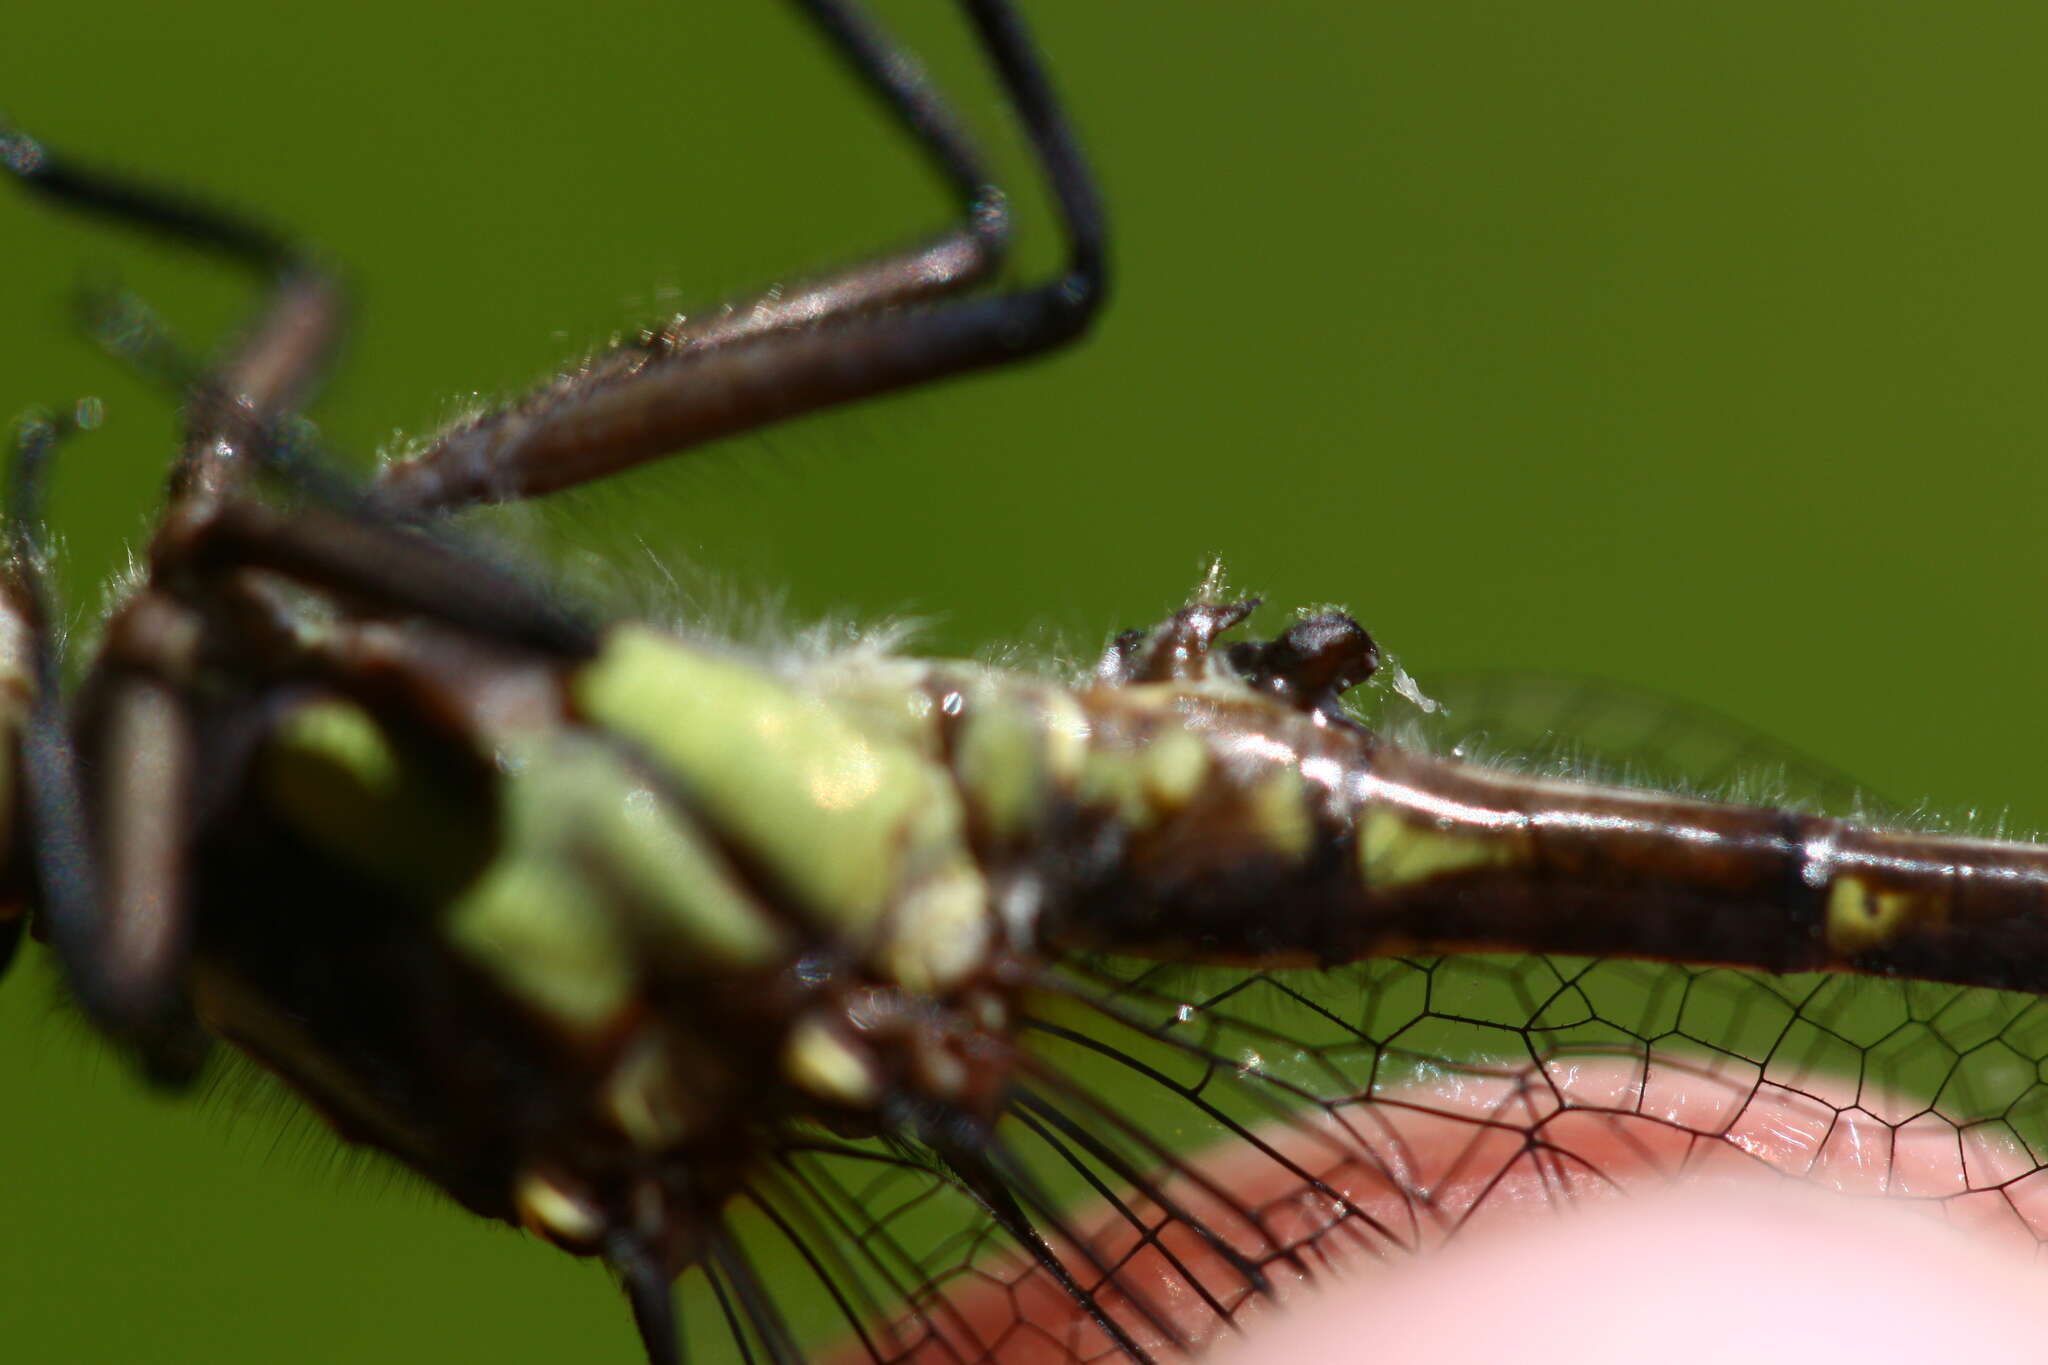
left=1352, top=748, right=2048, bottom=987
left=938, top=597, right=2048, bottom=993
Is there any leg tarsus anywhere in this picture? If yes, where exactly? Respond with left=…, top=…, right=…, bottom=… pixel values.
left=611, top=1237, right=682, bottom=1365
left=2, top=120, right=300, bottom=271
left=4, top=118, right=347, bottom=500
left=5, top=413, right=106, bottom=1012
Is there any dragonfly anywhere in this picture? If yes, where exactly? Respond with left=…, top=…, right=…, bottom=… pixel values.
left=5, top=3, right=2048, bottom=1365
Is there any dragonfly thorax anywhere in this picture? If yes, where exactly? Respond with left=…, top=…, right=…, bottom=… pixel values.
left=175, top=616, right=1029, bottom=1275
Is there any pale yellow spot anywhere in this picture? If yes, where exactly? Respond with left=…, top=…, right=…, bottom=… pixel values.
left=957, top=701, right=1049, bottom=841
left=914, top=1036, right=968, bottom=1100
left=1359, top=805, right=1519, bottom=889
left=1249, top=767, right=1312, bottom=857
left=969, top=991, right=1008, bottom=1035
left=902, top=768, right=969, bottom=854
left=1142, top=729, right=1211, bottom=811
left=807, top=735, right=882, bottom=809
left=515, top=1170, right=606, bottom=1250
left=881, top=866, right=992, bottom=994
left=1075, top=748, right=1154, bottom=828
left=1825, top=874, right=1918, bottom=954
left=1038, top=691, right=1091, bottom=785
left=603, top=1033, right=696, bottom=1150
left=783, top=1016, right=881, bottom=1107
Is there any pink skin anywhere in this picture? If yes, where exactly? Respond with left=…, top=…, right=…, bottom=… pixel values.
left=1221, top=1184, right=2048, bottom=1365
left=852, top=1056, right=2048, bottom=1364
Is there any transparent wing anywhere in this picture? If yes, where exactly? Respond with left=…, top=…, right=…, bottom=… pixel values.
left=747, top=677, right=2046, bottom=1365
left=1376, top=669, right=1894, bottom=820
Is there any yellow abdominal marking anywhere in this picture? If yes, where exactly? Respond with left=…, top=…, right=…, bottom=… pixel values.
left=1249, top=767, right=1312, bottom=857
left=1141, top=728, right=1211, bottom=810
left=1038, top=691, right=1091, bottom=784
left=955, top=690, right=1094, bottom=842
left=1074, top=747, right=1153, bottom=827
left=1359, top=805, right=1521, bottom=889
left=957, top=699, right=1053, bottom=842
left=1825, top=874, right=1920, bottom=954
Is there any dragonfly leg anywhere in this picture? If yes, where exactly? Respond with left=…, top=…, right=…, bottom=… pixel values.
left=610, top=1234, right=681, bottom=1365
left=936, top=1129, right=1185, bottom=1365
left=0, top=413, right=66, bottom=992
left=0, top=119, right=344, bottom=510
left=173, top=495, right=599, bottom=659
left=368, top=0, right=1105, bottom=518
left=0, top=412, right=206, bottom=1075
left=75, top=664, right=207, bottom=1080
left=6, top=412, right=100, bottom=1005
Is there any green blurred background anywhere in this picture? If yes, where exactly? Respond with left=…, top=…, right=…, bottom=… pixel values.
left=5, top=2, right=2048, bottom=1360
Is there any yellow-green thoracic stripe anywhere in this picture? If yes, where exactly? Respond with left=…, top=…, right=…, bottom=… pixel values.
left=260, top=693, right=794, bottom=1038
left=441, top=732, right=793, bottom=1036
left=572, top=626, right=979, bottom=947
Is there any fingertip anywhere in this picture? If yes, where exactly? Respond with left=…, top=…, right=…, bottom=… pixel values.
left=1215, top=1181, right=2048, bottom=1365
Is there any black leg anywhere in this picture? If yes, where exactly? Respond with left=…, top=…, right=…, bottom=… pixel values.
left=5, top=412, right=109, bottom=1014
left=369, top=0, right=1107, bottom=517
left=611, top=1235, right=683, bottom=1365
left=1, top=120, right=345, bottom=505
left=705, top=1228, right=806, bottom=1365
left=8, top=274, right=591, bottom=664
left=184, top=496, right=599, bottom=659
left=935, top=1130, right=1173, bottom=1365
left=617, top=0, right=1014, bottom=365
left=1, top=127, right=298, bottom=267
left=5, top=125, right=604, bottom=671
left=3, top=410, right=209, bottom=1075
left=0, top=416, right=47, bottom=979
